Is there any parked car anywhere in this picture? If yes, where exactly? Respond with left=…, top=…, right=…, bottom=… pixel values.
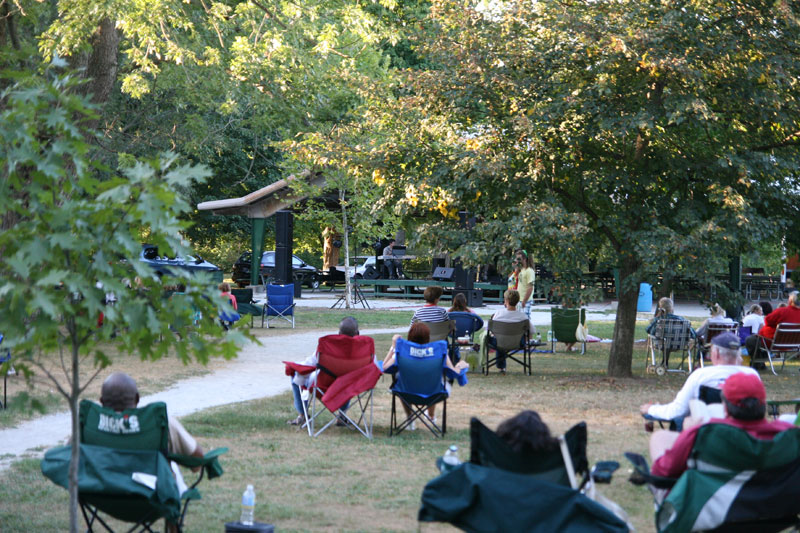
left=139, top=244, right=223, bottom=282
left=335, top=256, right=376, bottom=279
left=232, top=251, right=320, bottom=289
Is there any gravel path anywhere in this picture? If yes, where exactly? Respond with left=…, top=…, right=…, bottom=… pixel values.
left=0, top=327, right=405, bottom=471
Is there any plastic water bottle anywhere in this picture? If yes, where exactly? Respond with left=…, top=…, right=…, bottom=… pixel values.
left=536, top=332, right=542, bottom=344
left=547, top=330, right=553, bottom=342
left=240, top=484, right=255, bottom=525
left=441, top=445, right=461, bottom=473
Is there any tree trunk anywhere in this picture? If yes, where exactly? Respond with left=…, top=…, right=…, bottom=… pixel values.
left=82, top=18, right=120, bottom=107
left=68, top=342, right=81, bottom=533
left=607, top=258, right=639, bottom=377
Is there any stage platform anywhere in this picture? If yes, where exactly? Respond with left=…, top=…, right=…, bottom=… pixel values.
left=355, top=278, right=508, bottom=303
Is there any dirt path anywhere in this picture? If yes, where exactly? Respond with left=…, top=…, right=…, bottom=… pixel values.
left=0, top=327, right=406, bottom=471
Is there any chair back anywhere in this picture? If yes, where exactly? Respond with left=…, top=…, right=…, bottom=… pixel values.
left=488, top=319, right=529, bottom=351
left=652, top=318, right=694, bottom=351
left=705, top=322, right=738, bottom=345
left=658, top=424, right=800, bottom=533
left=772, top=323, right=800, bottom=353
left=449, top=312, right=484, bottom=339
left=393, top=339, right=448, bottom=398
left=231, top=288, right=253, bottom=305
left=79, top=399, right=169, bottom=452
left=469, top=417, right=588, bottom=486
left=551, top=308, right=586, bottom=343
left=315, top=334, right=375, bottom=391
left=738, top=326, right=752, bottom=345
left=266, top=283, right=294, bottom=317
left=698, top=385, right=722, bottom=405
left=421, top=320, right=455, bottom=343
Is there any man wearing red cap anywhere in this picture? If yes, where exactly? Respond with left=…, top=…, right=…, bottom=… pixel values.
left=650, top=372, right=795, bottom=478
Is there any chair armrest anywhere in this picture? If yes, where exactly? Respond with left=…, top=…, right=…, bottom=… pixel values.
left=284, top=361, right=317, bottom=377
left=168, top=447, right=228, bottom=480
left=624, top=452, right=676, bottom=489
left=444, top=367, right=468, bottom=386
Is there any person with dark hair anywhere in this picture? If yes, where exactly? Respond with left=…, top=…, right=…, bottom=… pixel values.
left=382, top=239, right=404, bottom=279
left=448, top=292, right=473, bottom=313
left=496, top=410, right=559, bottom=454
left=759, top=301, right=774, bottom=316
left=411, top=286, right=449, bottom=324
left=285, top=316, right=369, bottom=426
left=383, top=322, right=468, bottom=429
left=649, top=372, right=795, bottom=478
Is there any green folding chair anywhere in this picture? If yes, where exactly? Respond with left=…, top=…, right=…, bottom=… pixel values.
left=626, top=424, right=800, bottom=532
left=42, top=399, right=226, bottom=532
left=550, top=308, right=587, bottom=354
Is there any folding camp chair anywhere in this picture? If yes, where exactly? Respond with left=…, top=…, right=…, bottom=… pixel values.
left=753, top=323, right=800, bottom=375
left=485, top=318, right=530, bottom=375
left=286, top=335, right=381, bottom=439
left=420, top=319, right=455, bottom=361
left=231, top=288, right=261, bottom=327
left=696, top=322, right=738, bottom=367
left=626, top=424, right=800, bottom=533
left=0, top=333, right=10, bottom=409
left=419, top=418, right=629, bottom=532
left=449, top=311, right=484, bottom=363
left=262, top=283, right=295, bottom=328
left=645, top=318, right=695, bottom=375
left=550, top=308, right=587, bottom=354
left=388, top=338, right=466, bottom=438
left=41, top=399, right=226, bottom=533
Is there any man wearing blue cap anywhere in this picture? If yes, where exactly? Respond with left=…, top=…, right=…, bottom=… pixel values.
left=639, top=332, right=759, bottom=426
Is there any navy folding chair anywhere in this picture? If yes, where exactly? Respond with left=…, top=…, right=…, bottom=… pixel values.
left=388, top=339, right=453, bottom=438
left=262, top=283, right=295, bottom=328
left=449, top=312, right=484, bottom=362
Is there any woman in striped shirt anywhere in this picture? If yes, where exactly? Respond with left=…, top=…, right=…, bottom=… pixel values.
left=411, top=286, right=449, bottom=325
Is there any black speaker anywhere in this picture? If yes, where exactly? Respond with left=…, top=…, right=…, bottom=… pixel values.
left=453, top=259, right=474, bottom=290
left=432, top=267, right=455, bottom=281
left=453, top=288, right=483, bottom=307
left=274, top=246, right=291, bottom=285
left=363, top=265, right=380, bottom=280
left=276, top=210, right=293, bottom=248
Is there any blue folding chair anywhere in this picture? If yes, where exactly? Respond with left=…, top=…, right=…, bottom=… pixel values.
left=449, top=312, right=484, bottom=362
left=262, top=283, right=295, bottom=328
left=0, top=333, right=10, bottom=409
left=388, top=339, right=465, bottom=438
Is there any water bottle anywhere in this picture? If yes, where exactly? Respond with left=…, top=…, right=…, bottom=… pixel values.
left=240, top=484, right=255, bottom=526
left=536, top=332, right=542, bottom=344
left=441, top=445, right=461, bottom=473
left=547, top=330, right=553, bottom=342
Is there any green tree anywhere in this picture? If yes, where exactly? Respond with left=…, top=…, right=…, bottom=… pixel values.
left=0, top=64, right=244, bottom=532
left=311, top=0, right=800, bottom=376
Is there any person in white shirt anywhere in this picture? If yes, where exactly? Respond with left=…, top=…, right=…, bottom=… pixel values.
left=487, top=290, right=536, bottom=374
left=741, top=303, right=764, bottom=337
left=639, top=332, right=758, bottom=426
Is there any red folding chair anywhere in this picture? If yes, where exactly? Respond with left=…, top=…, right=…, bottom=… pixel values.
left=285, top=335, right=380, bottom=439
left=754, top=323, right=800, bottom=375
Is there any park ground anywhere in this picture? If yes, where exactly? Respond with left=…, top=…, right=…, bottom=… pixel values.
left=0, top=294, right=797, bottom=532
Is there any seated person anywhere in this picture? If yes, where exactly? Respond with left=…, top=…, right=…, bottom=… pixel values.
left=382, top=239, right=404, bottom=279
left=639, top=332, right=758, bottom=428
left=410, top=286, right=449, bottom=324
left=100, top=372, right=203, bottom=533
left=741, top=303, right=764, bottom=338
left=285, top=316, right=370, bottom=426
left=694, top=303, right=734, bottom=342
left=100, top=372, right=203, bottom=464
left=646, top=297, right=696, bottom=366
left=649, top=372, right=795, bottom=478
left=218, top=282, right=239, bottom=330
left=486, top=289, right=536, bottom=374
left=383, top=322, right=468, bottom=429
left=744, top=291, right=800, bottom=360
left=448, top=292, right=474, bottom=314
left=496, top=410, right=559, bottom=454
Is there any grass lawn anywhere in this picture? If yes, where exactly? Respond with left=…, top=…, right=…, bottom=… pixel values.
left=1, top=309, right=798, bottom=532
